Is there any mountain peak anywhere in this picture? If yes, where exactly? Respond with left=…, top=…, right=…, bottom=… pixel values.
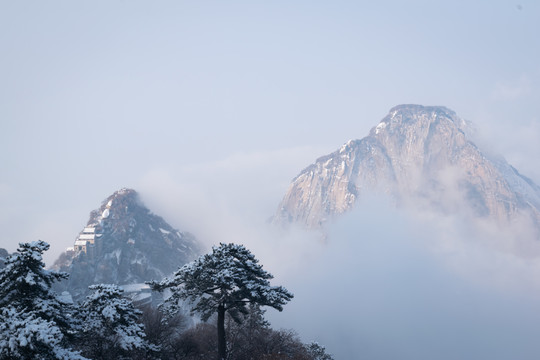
left=53, top=188, right=202, bottom=301
left=87, top=188, right=145, bottom=227
left=101, top=187, right=140, bottom=211
left=273, top=105, right=540, bottom=238
left=388, top=104, right=455, bottom=115
left=372, top=104, right=469, bottom=137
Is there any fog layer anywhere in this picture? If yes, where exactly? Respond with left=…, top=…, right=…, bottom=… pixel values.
left=141, top=161, right=540, bottom=359
left=266, top=197, right=540, bottom=359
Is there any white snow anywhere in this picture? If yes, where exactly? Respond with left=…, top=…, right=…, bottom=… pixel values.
left=0, top=240, right=87, bottom=359
left=57, top=291, right=73, bottom=305
left=159, top=228, right=170, bottom=234
left=339, top=139, right=354, bottom=153
left=24, top=273, right=36, bottom=285
left=81, top=284, right=153, bottom=353
left=105, top=249, right=122, bottom=264
left=113, top=249, right=121, bottom=264
left=120, top=283, right=151, bottom=293
left=101, top=305, right=118, bottom=322
left=102, top=208, right=110, bottom=219
left=324, top=158, right=333, bottom=167
left=132, top=292, right=151, bottom=303
left=375, top=122, right=387, bottom=134
left=78, top=234, right=95, bottom=240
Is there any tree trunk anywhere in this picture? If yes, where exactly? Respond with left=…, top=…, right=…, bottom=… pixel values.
left=217, top=304, right=227, bottom=360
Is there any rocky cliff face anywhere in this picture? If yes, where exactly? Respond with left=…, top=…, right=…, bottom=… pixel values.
left=273, top=105, right=540, bottom=234
left=53, top=188, right=201, bottom=301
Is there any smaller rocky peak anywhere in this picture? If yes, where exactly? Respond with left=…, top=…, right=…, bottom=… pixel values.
left=106, top=187, right=139, bottom=205
left=84, top=188, right=150, bottom=234
left=93, top=188, right=142, bottom=219
left=54, top=188, right=202, bottom=302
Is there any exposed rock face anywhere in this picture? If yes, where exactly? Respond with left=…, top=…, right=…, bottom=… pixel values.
left=273, top=105, right=540, bottom=233
left=53, top=188, right=201, bottom=301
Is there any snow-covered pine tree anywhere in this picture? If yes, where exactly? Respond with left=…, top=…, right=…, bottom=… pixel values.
left=0, top=240, right=86, bottom=360
left=76, top=284, right=156, bottom=360
left=149, top=242, right=294, bottom=360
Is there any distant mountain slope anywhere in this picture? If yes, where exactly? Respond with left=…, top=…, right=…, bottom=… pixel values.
left=53, top=188, right=201, bottom=301
left=273, top=105, right=540, bottom=235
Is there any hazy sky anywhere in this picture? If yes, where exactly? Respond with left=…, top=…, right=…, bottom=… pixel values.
left=2, top=1, right=540, bottom=357
left=2, top=0, right=539, bottom=258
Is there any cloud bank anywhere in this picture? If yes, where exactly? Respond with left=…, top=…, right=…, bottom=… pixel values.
left=266, top=196, right=540, bottom=359
left=136, top=150, right=540, bottom=359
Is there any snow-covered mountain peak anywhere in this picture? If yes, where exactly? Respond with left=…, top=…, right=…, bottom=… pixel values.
left=371, top=104, right=470, bottom=138
left=53, top=188, right=202, bottom=301
left=273, top=105, right=540, bottom=241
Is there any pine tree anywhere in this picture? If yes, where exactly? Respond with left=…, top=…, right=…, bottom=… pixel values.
left=76, top=284, right=156, bottom=360
left=305, top=342, right=335, bottom=360
left=150, top=242, right=293, bottom=360
left=0, top=241, right=85, bottom=360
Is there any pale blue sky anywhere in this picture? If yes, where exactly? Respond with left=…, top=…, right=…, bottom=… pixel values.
left=2, top=0, right=540, bottom=259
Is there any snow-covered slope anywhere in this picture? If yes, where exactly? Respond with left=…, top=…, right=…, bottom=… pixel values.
left=53, top=188, right=202, bottom=301
left=273, top=105, right=540, bottom=236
